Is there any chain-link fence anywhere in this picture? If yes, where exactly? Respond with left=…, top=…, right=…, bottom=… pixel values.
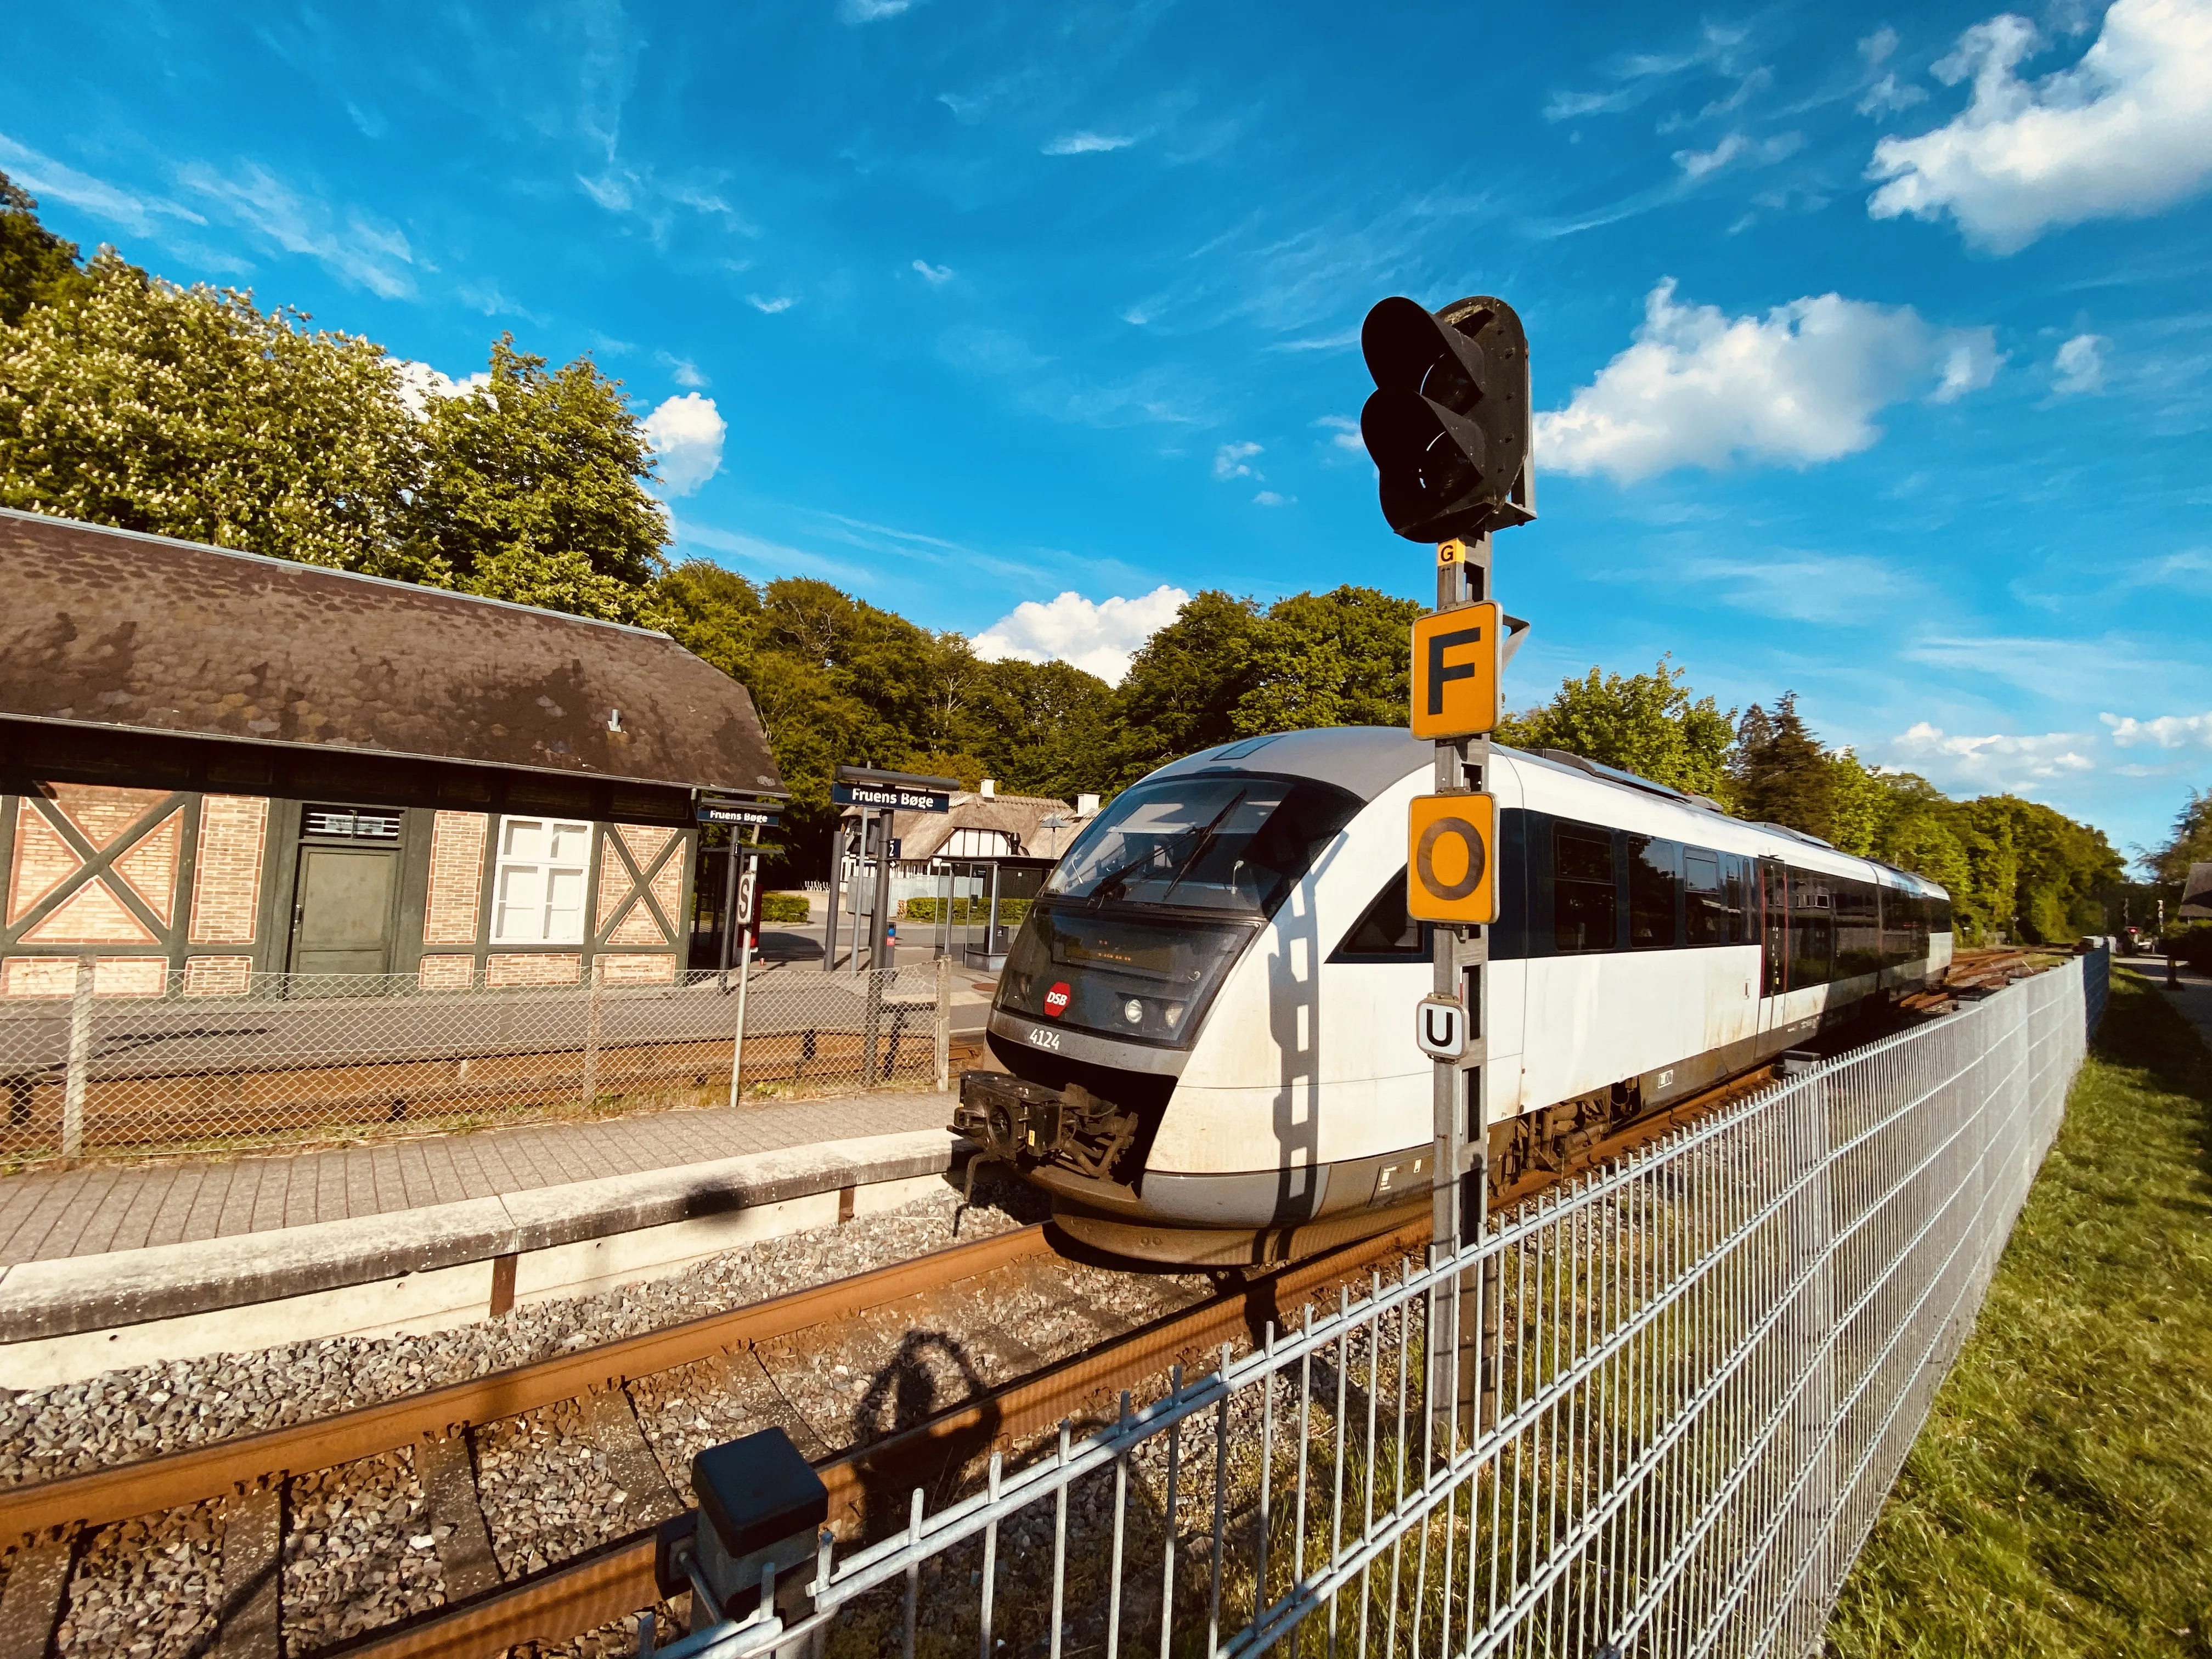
left=0, top=958, right=951, bottom=1166
left=673, top=950, right=2102, bottom=1659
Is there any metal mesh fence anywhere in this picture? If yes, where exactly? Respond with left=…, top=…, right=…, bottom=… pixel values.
left=674, top=951, right=2102, bottom=1659
left=0, top=958, right=950, bottom=1166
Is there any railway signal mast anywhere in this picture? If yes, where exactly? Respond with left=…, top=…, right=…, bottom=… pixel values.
left=1359, top=294, right=1533, bottom=1421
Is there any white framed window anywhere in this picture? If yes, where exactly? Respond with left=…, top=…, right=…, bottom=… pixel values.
left=492, top=818, right=592, bottom=944
left=945, top=827, right=1018, bottom=859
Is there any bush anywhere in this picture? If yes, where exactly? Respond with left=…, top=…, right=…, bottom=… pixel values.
left=2162, top=923, right=2212, bottom=968
left=761, top=894, right=810, bottom=923
left=902, top=897, right=1033, bottom=927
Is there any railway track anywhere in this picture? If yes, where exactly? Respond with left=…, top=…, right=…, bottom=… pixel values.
left=0, top=949, right=2068, bottom=1658
left=0, top=1204, right=1430, bottom=1659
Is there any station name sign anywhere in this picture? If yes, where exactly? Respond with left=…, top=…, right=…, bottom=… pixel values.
left=832, top=783, right=950, bottom=814
left=697, top=800, right=781, bottom=828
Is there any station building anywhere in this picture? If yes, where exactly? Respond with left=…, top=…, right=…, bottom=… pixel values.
left=0, top=509, right=781, bottom=995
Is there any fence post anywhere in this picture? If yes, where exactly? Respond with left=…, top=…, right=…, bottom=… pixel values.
left=862, top=966, right=884, bottom=1090
left=934, top=954, right=951, bottom=1092
left=62, top=955, right=93, bottom=1158
left=580, top=957, right=605, bottom=1111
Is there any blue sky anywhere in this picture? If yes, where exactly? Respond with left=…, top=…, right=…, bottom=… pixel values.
left=3, top=0, right=2209, bottom=860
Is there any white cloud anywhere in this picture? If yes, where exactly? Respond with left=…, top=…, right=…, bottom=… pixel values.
left=1866, top=0, right=2212, bottom=252
left=1252, top=490, right=1291, bottom=507
left=1042, top=132, right=1136, bottom=155
left=1674, top=551, right=1924, bottom=621
left=1859, top=74, right=1932, bottom=116
left=1212, top=441, right=1262, bottom=481
left=2052, top=331, right=2109, bottom=393
left=972, top=586, right=1189, bottom=684
left=2101, top=710, right=2212, bottom=747
left=388, top=359, right=490, bottom=416
left=0, top=134, right=206, bottom=238
left=1861, top=26, right=1901, bottom=65
left=1672, top=131, right=1802, bottom=178
left=840, top=0, right=911, bottom=20
left=643, top=393, right=727, bottom=495
left=911, top=259, right=954, bottom=284
left=1534, top=279, right=1998, bottom=483
left=1889, top=721, right=2096, bottom=789
left=658, top=352, right=708, bottom=388
left=747, top=294, right=795, bottom=314
left=174, top=161, right=415, bottom=298
left=1314, top=415, right=1364, bottom=452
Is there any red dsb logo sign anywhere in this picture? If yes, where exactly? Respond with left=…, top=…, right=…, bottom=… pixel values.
left=1043, top=982, right=1072, bottom=1018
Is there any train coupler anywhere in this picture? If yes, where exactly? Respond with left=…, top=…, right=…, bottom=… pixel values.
left=953, top=1070, right=1138, bottom=1181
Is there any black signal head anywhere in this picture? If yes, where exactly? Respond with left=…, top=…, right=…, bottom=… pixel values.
left=1358, top=295, right=1533, bottom=543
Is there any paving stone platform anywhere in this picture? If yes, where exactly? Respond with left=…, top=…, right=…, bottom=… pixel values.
left=0, top=1089, right=957, bottom=1269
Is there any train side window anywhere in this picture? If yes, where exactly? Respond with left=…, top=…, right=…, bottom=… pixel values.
left=1553, top=823, right=1617, bottom=953
left=1788, top=866, right=1835, bottom=986
left=1836, top=877, right=1880, bottom=977
left=1333, top=865, right=1424, bottom=960
left=1725, top=853, right=1754, bottom=945
left=1684, top=849, right=1727, bottom=945
left=1629, top=837, right=1682, bottom=947
left=1932, top=893, right=1953, bottom=936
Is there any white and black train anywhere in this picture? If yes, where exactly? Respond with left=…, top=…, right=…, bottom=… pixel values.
left=953, top=727, right=1953, bottom=1266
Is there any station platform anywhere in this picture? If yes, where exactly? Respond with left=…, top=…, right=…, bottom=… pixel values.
left=0, top=1088, right=978, bottom=1389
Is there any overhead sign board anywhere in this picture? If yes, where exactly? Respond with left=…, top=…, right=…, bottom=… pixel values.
left=1409, top=601, right=1501, bottom=739
left=697, top=801, right=781, bottom=828
left=1406, top=793, right=1497, bottom=924
left=1414, top=994, right=1468, bottom=1061
left=833, top=783, right=950, bottom=814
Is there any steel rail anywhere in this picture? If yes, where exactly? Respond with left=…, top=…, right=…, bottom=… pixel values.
left=0, top=1221, right=1056, bottom=1545
left=311, top=1218, right=1438, bottom=1659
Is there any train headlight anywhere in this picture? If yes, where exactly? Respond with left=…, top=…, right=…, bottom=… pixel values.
left=1122, top=997, right=1144, bottom=1025
left=1164, top=1003, right=1184, bottom=1029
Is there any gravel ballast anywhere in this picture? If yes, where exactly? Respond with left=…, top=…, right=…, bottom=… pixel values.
left=0, top=1184, right=1036, bottom=1488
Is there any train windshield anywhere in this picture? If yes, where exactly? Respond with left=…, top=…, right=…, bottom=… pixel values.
left=1045, top=773, right=1362, bottom=917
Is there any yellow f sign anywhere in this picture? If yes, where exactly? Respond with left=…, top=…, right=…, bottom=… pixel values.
left=1409, top=602, right=1500, bottom=738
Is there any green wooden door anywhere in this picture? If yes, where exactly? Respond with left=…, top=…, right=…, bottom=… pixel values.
left=290, top=845, right=400, bottom=979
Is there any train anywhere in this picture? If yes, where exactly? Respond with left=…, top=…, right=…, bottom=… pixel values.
left=952, top=726, right=1953, bottom=1266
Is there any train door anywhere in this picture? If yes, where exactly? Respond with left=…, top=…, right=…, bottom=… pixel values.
left=1757, top=857, right=1788, bottom=1040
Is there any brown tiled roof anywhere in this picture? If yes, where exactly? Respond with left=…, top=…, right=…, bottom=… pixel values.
left=0, top=509, right=781, bottom=795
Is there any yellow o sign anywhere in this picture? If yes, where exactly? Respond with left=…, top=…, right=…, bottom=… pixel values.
left=1406, top=793, right=1497, bottom=923
left=1415, top=815, right=1485, bottom=900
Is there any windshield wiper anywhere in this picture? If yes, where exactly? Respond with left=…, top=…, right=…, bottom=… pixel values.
left=1159, top=790, right=1248, bottom=904
left=1083, top=790, right=1247, bottom=910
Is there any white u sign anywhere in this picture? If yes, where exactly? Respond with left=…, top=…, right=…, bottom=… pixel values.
left=1415, top=994, right=1467, bottom=1061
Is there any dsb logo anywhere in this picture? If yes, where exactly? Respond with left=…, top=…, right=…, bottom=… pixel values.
left=1043, top=981, right=1072, bottom=1018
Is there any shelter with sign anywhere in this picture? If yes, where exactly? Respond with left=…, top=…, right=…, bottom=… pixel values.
left=0, top=509, right=783, bottom=995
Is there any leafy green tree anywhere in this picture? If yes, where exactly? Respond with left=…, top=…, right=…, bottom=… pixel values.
left=0, top=252, right=424, bottom=573
left=407, top=337, right=667, bottom=622
left=2148, top=789, right=2212, bottom=893
left=1107, top=590, right=1262, bottom=785
left=1234, top=585, right=1422, bottom=735
left=966, top=658, right=1119, bottom=801
left=1497, top=656, right=1736, bottom=802
left=0, top=174, right=89, bottom=325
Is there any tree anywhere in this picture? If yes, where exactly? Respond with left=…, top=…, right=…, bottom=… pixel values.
left=0, top=251, right=424, bottom=574
left=0, top=174, right=89, bottom=326
left=1497, top=656, right=1736, bottom=802
left=965, top=658, right=1118, bottom=801
left=1733, top=695, right=1835, bottom=837
left=2148, top=788, right=2212, bottom=892
left=1234, top=585, right=1422, bottom=735
left=407, top=337, right=667, bottom=623
left=1107, top=591, right=1262, bottom=785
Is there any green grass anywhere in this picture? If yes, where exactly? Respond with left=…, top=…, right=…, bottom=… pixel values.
left=1826, top=970, right=2212, bottom=1657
